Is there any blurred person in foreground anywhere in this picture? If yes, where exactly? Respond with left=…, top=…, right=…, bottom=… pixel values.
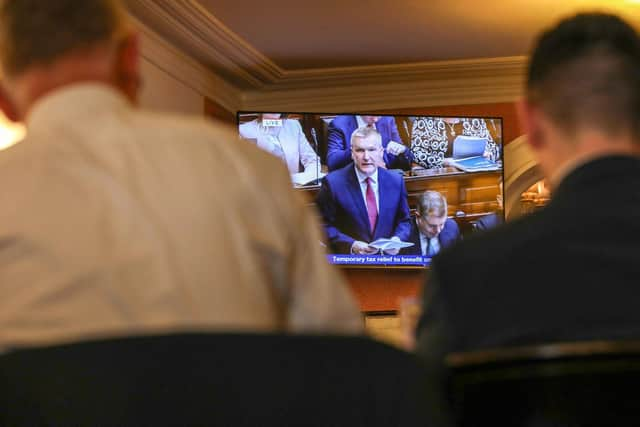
left=415, top=11, right=640, bottom=424
left=0, top=0, right=362, bottom=353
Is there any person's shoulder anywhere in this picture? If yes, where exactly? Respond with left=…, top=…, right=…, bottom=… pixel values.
left=329, top=115, right=353, bottom=127
left=132, top=109, right=288, bottom=181
left=132, top=109, right=231, bottom=140
left=435, top=210, right=549, bottom=278
left=378, top=167, right=404, bottom=184
left=0, top=135, right=44, bottom=193
left=238, top=119, right=257, bottom=136
left=475, top=212, right=501, bottom=230
left=325, top=164, right=353, bottom=183
left=132, top=110, right=248, bottom=154
left=444, top=217, right=460, bottom=231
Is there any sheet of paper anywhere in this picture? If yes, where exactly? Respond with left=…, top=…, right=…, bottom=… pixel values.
left=291, top=170, right=326, bottom=186
left=368, top=238, right=414, bottom=251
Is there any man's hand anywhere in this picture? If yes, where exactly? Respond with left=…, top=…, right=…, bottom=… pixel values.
left=352, top=241, right=379, bottom=255
left=386, top=141, right=407, bottom=156
left=383, top=236, right=401, bottom=255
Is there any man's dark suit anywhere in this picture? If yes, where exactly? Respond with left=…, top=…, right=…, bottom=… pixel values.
left=473, top=211, right=504, bottom=232
left=315, top=164, right=411, bottom=254
left=326, top=115, right=414, bottom=171
left=402, top=218, right=461, bottom=256
left=416, top=156, right=640, bottom=361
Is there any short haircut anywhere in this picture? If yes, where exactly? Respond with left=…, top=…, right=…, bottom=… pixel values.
left=527, top=13, right=640, bottom=140
left=417, top=191, right=448, bottom=218
left=351, top=126, right=382, bottom=148
left=0, top=0, right=128, bottom=77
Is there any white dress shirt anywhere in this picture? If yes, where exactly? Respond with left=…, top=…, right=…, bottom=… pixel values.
left=419, top=232, right=441, bottom=256
left=0, top=83, right=362, bottom=352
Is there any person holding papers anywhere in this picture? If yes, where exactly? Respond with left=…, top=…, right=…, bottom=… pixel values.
left=402, top=191, right=461, bottom=257
left=316, top=127, right=411, bottom=255
left=239, top=113, right=322, bottom=184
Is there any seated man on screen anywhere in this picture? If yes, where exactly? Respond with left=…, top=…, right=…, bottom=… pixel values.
left=316, top=127, right=411, bottom=255
left=401, top=191, right=461, bottom=257
left=326, top=115, right=414, bottom=172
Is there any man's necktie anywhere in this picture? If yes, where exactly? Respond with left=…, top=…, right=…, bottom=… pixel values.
left=365, top=177, right=378, bottom=233
left=426, top=238, right=437, bottom=257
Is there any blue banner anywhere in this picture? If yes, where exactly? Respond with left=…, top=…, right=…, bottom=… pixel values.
left=327, top=254, right=431, bottom=267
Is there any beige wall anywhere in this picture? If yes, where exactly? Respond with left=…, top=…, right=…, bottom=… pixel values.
left=133, top=18, right=241, bottom=117
left=138, top=57, right=202, bottom=115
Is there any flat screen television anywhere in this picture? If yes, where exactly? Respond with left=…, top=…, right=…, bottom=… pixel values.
left=237, top=112, right=504, bottom=268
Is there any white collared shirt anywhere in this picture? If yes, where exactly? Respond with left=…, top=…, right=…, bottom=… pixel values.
left=0, top=83, right=362, bottom=352
left=353, top=165, right=379, bottom=211
left=419, top=232, right=440, bottom=256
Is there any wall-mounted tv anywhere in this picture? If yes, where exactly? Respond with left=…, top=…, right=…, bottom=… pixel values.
left=237, top=112, right=504, bottom=268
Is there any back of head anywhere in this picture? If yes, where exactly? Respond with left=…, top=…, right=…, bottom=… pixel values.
left=527, top=13, right=640, bottom=141
left=0, top=0, right=128, bottom=78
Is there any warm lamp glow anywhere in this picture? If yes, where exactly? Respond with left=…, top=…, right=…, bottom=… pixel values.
left=0, top=113, right=25, bottom=150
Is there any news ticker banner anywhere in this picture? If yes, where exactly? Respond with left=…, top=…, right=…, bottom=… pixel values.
left=327, top=254, right=431, bottom=266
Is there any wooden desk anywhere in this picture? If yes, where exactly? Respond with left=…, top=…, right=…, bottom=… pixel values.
left=299, top=168, right=502, bottom=228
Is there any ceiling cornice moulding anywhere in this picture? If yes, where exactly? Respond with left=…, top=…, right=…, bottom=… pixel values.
left=277, top=56, right=527, bottom=89
left=127, top=1, right=527, bottom=112
left=126, top=1, right=527, bottom=92
left=132, top=16, right=243, bottom=112
left=125, top=0, right=283, bottom=87
left=242, top=66, right=524, bottom=112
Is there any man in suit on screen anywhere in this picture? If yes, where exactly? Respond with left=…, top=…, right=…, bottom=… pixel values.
left=316, top=127, right=411, bottom=255
left=326, top=115, right=414, bottom=171
left=402, top=191, right=461, bottom=257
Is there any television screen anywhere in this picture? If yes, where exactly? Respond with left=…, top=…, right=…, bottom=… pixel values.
left=237, top=112, right=504, bottom=268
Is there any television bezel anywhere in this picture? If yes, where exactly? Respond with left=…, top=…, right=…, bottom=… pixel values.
left=236, top=111, right=506, bottom=270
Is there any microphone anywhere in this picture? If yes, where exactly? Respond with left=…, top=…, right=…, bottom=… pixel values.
left=310, top=128, right=321, bottom=185
left=403, top=120, right=410, bottom=141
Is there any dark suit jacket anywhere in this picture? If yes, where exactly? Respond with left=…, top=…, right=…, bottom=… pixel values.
left=416, top=156, right=640, bottom=362
left=474, top=211, right=504, bottom=232
left=316, top=164, right=411, bottom=254
left=402, top=217, right=461, bottom=255
left=326, top=115, right=414, bottom=171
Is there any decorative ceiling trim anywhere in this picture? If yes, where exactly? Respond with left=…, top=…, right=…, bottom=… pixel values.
left=241, top=67, right=524, bottom=112
left=277, top=56, right=527, bottom=88
left=125, top=0, right=282, bottom=87
left=133, top=16, right=243, bottom=113
left=127, top=1, right=527, bottom=113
